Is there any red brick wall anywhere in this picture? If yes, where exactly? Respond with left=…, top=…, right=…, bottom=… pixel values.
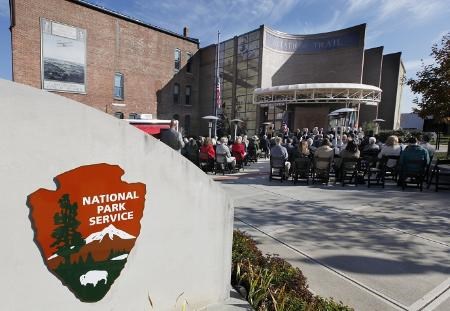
left=11, top=0, right=199, bottom=118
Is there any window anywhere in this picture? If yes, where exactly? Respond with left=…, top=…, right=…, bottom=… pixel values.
left=184, top=115, right=191, bottom=136
left=174, top=48, right=181, bottom=71
left=173, top=83, right=180, bottom=104
left=186, top=53, right=193, bottom=73
left=114, top=73, right=124, bottom=99
left=114, top=111, right=124, bottom=119
left=185, top=85, right=192, bottom=105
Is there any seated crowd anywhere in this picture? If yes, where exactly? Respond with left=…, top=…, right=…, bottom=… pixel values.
left=179, top=134, right=264, bottom=173
left=169, top=121, right=436, bottom=189
left=261, top=126, right=435, bottom=187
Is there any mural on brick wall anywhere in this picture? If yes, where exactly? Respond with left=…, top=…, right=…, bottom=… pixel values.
left=41, top=18, right=87, bottom=93
left=27, top=164, right=146, bottom=302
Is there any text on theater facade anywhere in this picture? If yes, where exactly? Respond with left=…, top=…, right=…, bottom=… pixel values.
left=265, top=30, right=361, bottom=53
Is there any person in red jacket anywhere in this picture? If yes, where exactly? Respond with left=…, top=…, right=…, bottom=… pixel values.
left=232, top=136, right=247, bottom=163
left=200, top=137, right=215, bottom=160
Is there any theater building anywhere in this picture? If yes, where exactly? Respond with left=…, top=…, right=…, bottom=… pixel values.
left=9, top=0, right=404, bottom=136
left=200, top=24, right=404, bottom=135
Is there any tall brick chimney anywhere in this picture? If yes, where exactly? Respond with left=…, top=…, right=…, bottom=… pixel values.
left=183, top=26, right=189, bottom=37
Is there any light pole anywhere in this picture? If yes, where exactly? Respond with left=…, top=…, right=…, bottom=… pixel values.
left=208, top=122, right=212, bottom=138
left=202, top=115, right=220, bottom=138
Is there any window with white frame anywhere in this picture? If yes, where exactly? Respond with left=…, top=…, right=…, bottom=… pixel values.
left=174, top=48, right=181, bottom=71
left=114, top=72, right=124, bottom=99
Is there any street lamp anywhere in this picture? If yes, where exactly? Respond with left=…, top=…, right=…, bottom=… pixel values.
left=202, top=115, right=220, bottom=138
left=230, top=118, right=244, bottom=141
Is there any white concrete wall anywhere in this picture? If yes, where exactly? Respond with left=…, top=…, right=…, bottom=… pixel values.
left=0, top=79, right=234, bottom=310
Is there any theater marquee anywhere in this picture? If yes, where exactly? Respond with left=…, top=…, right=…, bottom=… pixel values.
left=265, top=28, right=361, bottom=54
left=41, top=18, right=87, bottom=93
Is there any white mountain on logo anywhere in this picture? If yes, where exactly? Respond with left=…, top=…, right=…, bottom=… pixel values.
left=47, top=224, right=135, bottom=260
left=85, top=224, right=136, bottom=244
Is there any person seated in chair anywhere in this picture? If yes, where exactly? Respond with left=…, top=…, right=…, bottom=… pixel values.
left=231, top=136, right=247, bottom=165
left=259, top=135, right=270, bottom=158
left=200, top=137, right=215, bottom=160
left=216, top=137, right=236, bottom=168
left=270, top=137, right=291, bottom=178
left=362, top=137, right=380, bottom=154
left=335, top=140, right=360, bottom=178
left=292, top=140, right=311, bottom=161
left=314, top=138, right=334, bottom=169
left=247, top=136, right=260, bottom=161
left=284, top=138, right=296, bottom=163
left=420, top=134, right=435, bottom=158
left=378, top=135, right=402, bottom=168
left=400, top=137, right=430, bottom=169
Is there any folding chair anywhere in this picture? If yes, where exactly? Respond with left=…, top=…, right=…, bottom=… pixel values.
left=427, top=159, right=450, bottom=192
left=340, top=158, right=359, bottom=186
left=199, top=152, right=215, bottom=173
left=293, top=157, right=311, bottom=185
left=216, top=153, right=232, bottom=175
left=399, top=158, right=427, bottom=191
left=269, top=155, right=286, bottom=182
left=312, top=156, right=332, bottom=185
left=232, top=151, right=245, bottom=171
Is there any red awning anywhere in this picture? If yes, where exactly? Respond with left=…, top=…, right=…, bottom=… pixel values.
left=133, top=124, right=170, bottom=135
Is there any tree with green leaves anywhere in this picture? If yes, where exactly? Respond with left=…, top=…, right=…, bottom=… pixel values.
left=407, top=33, right=450, bottom=123
left=51, top=194, right=85, bottom=265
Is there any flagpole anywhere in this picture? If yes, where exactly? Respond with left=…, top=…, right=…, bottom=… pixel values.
left=214, top=30, right=220, bottom=138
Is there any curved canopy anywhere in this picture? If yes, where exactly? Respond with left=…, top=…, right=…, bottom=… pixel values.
left=330, top=108, right=357, bottom=114
left=253, top=83, right=382, bottom=106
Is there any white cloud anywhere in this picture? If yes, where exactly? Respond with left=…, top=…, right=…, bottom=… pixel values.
left=376, top=0, right=449, bottom=23
left=347, top=0, right=376, bottom=14
left=297, top=10, right=342, bottom=34
left=125, top=0, right=305, bottom=45
left=268, top=0, right=301, bottom=22
left=403, top=57, right=434, bottom=72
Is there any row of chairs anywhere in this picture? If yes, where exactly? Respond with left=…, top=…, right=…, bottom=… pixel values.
left=269, top=154, right=450, bottom=191
left=198, top=151, right=252, bottom=175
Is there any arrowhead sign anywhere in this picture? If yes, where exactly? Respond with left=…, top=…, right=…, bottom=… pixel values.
left=27, top=163, right=146, bottom=302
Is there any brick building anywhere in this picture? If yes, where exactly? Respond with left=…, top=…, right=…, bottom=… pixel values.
left=9, top=0, right=200, bottom=135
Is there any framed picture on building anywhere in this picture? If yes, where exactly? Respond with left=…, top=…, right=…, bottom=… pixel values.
left=40, top=18, right=87, bottom=93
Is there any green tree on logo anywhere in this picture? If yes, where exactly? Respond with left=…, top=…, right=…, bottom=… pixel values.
left=51, top=194, right=85, bottom=265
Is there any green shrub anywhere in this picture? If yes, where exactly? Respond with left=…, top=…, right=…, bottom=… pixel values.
left=232, top=230, right=353, bottom=311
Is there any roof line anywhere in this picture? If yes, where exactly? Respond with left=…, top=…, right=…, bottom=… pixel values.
left=68, top=0, right=199, bottom=45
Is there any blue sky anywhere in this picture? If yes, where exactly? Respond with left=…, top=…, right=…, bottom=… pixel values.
left=0, top=0, right=449, bottom=113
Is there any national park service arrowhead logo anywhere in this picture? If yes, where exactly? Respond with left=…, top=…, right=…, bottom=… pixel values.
left=27, top=163, right=146, bottom=302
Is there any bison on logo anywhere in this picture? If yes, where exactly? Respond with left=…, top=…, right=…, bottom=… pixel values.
left=27, top=163, right=146, bottom=302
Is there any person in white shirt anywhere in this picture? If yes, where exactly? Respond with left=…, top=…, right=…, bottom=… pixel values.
left=420, top=134, right=435, bottom=158
left=378, top=135, right=402, bottom=168
left=216, top=137, right=236, bottom=167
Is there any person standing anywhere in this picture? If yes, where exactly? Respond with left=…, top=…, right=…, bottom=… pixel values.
left=160, top=119, right=184, bottom=152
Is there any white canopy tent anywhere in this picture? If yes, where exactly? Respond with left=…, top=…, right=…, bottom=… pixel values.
left=253, top=83, right=382, bottom=131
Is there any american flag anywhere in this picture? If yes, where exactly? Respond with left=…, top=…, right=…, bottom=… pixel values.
left=216, top=75, right=221, bottom=108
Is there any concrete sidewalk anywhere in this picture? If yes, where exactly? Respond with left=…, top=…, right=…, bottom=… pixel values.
left=216, top=160, right=450, bottom=311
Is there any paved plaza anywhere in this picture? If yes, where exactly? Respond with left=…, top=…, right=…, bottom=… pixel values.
left=216, top=160, right=450, bottom=311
